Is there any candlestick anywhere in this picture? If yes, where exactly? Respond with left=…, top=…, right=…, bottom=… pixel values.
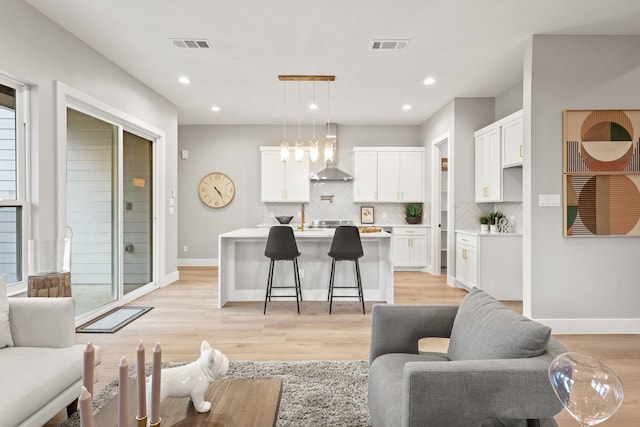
left=150, top=342, right=162, bottom=425
left=136, top=339, right=146, bottom=421
left=118, top=357, right=128, bottom=427
left=78, top=386, right=94, bottom=427
left=83, top=342, right=95, bottom=396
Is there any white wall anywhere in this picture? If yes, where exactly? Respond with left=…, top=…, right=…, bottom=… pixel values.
left=0, top=0, right=179, bottom=281
left=177, top=124, right=420, bottom=262
left=524, top=35, right=640, bottom=333
left=495, top=81, right=523, bottom=120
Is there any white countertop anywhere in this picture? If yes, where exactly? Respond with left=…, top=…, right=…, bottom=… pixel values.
left=257, top=222, right=430, bottom=228
left=455, top=229, right=523, bottom=237
left=220, top=227, right=392, bottom=239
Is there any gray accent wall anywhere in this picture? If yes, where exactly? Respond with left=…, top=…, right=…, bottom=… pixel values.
left=177, top=124, right=421, bottom=262
left=0, top=0, right=179, bottom=282
left=524, top=35, right=640, bottom=330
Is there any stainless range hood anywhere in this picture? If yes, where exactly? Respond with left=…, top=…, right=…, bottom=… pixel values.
left=309, top=164, right=353, bottom=181
left=309, top=122, right=353, bottom=181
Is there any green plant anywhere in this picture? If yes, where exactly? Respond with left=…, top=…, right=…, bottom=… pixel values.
left=479, top=215, right=490, bottom=225
left=405, top=203, right=423, bottom=218
left=488, top=211, right=505, bottom=225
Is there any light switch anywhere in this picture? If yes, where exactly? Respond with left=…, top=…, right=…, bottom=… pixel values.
left=539, top=194, right=561, bottom=207
left=181, top=149, right=189, bottom=160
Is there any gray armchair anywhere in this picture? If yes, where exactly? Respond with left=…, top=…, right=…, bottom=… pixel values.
left=368, top=288, right=565, bottom=427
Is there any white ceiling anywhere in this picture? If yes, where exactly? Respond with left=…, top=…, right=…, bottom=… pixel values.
left=24, top=0, right=640, bottom=126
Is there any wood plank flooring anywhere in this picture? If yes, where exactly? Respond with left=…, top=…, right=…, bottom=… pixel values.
left=76, top=267, right=639, bottom=427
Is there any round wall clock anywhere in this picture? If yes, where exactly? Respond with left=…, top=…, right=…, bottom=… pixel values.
left=198, top=172, right=235, bottom=208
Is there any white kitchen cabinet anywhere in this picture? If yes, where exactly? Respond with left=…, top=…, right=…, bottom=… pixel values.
left=455, top=231, right=522, bottom=300
left=353, top=150, right=378, bottom=201
left=501, top=111, right=524, bottom=167
left=393, top=226, right=428, bottom=269
left=455, top=233, right=478, bottom=288
left=260, top=146, right=310, bottom=202
left=474, top=111, right=522, bottom=203
left=475, top=127, right=502, bottom=202
left=353, top=147, right=424, bottom=202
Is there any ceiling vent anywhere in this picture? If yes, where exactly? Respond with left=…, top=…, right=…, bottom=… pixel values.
left=170, top=39, right=211, bottom=49
left=370, top=39, right=410, bottom=50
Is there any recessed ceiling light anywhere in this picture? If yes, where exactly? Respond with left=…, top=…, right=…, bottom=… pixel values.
left=423, top=77, right=436, bottom=85
left=178, top=76, right=190, bottom=84
left=211, top=106, right=220, bottom=112
left=402, top=104, right=412, bottom=111
left=309, top=103, right=318, bottom=110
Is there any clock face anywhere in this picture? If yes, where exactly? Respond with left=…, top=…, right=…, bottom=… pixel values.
left=198, top=172, right=235, bottom=208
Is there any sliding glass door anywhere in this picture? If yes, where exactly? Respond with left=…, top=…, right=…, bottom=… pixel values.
left=66, top=109, right=154, bottom=316
left=123, top=131, right=153, bottom=295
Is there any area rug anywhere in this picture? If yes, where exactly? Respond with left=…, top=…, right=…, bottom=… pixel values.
left=76, top=306, right=153, bottom=333
left=62, top=360, right=371, bottom=427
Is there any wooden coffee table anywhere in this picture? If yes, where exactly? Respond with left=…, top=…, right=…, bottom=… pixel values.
left=94, top=378, right=282, bottom=427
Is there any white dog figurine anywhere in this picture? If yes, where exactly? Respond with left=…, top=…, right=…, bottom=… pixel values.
left=146, top=340, right=229, bottom=413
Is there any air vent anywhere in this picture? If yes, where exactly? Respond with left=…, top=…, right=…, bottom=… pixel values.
left=370, top=39, right=410, bottom=50
left=170, top=39, right=211, bottom=49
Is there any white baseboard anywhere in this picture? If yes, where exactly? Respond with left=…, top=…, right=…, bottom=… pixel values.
left=162, top=270, right=180, bottom=286
left=177, top=258, right=218, bottom=267
left=534, top=318, right=640, bottom=334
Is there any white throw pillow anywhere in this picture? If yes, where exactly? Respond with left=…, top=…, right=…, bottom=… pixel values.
left=0, top=277, right=14, bottom=348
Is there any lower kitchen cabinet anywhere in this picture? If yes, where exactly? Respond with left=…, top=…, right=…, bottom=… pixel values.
left=455, top=231, right=522, bottom=300
left=456, top=233, right=478, bottom=288
left=393, top=226, right=429, bottom=269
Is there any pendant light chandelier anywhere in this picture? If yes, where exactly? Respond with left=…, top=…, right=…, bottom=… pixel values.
left=324, top=80, right=334, bottom=163
left=278, top=75, right=335, bottom=163
left=294, top=81, right=304, bottom=162
left=280, top=80, right=289, bottom=162
left=309, top=81, right=319, bottom=162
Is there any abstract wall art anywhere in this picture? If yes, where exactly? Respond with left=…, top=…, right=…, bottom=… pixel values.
left=563, top=110, right=640, bottom=237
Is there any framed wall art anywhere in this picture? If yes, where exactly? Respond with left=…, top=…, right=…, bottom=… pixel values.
left=361, top=206, right=374, bottom=224
left=563, top=110, right=640, bottom=237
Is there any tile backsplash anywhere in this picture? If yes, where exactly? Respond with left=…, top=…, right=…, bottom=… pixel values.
left=455, top=202, right=523, bottom=233
left=263, top=182, right=429, bottom=225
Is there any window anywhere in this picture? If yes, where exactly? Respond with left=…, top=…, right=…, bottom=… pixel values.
left=0, top=76, right=27, bottom=290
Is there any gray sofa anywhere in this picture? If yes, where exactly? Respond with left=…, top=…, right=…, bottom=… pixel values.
left=0, top=295, right=101, bottom=427
left=368, top=288, right=565, bottom=427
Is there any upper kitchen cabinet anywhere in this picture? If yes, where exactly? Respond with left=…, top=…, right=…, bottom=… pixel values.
left=501, top=110, right=524, bottom=168
left=260, top=146, right=310, bottom=202
left=474, top=111, right=523, bottom=203
left=353, top=147, right=424, bottom=203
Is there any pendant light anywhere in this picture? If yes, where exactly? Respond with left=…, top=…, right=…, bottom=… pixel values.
left=294, top=81, right=304, bottom=162
left=280, top=80, right=289, bottom=162
left=324, top=80, right=334, bottom=163
left=309, top=81, right=319, bottom=162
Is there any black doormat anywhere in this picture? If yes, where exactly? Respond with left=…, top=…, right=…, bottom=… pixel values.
left=76, top=306, right=153, bottom=333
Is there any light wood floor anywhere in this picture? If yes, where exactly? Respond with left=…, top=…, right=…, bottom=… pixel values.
left=77, top=267, right=639, bottom=427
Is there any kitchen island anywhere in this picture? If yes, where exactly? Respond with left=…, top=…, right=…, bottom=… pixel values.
left=217, top=227, right=393, bottom=308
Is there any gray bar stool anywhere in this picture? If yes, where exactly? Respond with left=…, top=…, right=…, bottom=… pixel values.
left=327, top=225, right=365, bottom=314
left=264, top=226, right=302, bottom=314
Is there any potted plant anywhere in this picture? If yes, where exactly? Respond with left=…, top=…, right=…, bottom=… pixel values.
left=488, top=211, right=505, bottom=233
left=405, top=203, right=423, bottom=224
left=479, top=215, right=490, bottom=232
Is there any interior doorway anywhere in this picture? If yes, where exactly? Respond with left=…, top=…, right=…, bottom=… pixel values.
left=431, top=133, right=451, bottom=278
